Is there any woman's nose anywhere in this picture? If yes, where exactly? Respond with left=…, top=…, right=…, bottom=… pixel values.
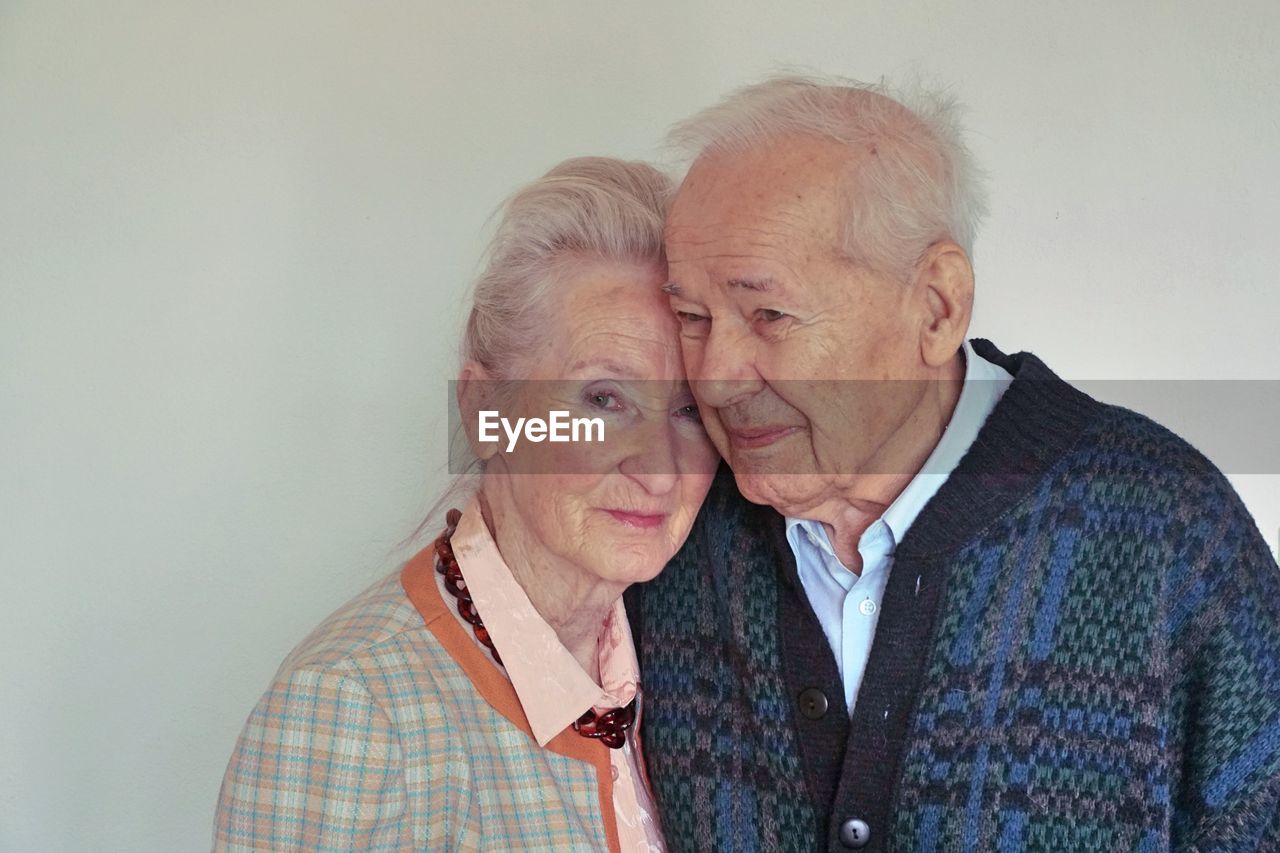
left=617, top=424, right=679, bottom=496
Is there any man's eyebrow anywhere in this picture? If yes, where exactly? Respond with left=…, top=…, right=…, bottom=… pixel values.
left=664, top=277, right=778, bottom=296
left=725, top=277, right=775, bottom=292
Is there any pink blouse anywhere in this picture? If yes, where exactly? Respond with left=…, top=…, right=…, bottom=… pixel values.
left=439, top=495, right=665, bottom=851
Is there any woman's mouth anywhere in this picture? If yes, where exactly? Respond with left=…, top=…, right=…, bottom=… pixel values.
left=604, top=510, right=667, bottom=529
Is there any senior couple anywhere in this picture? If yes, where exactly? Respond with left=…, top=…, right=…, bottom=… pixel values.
left=216, top=77, right=1280, bottom=851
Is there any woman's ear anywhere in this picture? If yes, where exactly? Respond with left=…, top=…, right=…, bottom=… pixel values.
left=458, top=361, right=499, bottom=462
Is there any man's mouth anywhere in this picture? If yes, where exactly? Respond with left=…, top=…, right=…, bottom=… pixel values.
left=724, top=424, right=801, bottom=450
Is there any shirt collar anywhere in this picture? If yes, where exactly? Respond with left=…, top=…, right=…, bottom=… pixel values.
left=448, top=494, right=641, bottom=746
left=786, top=340, right=1013, bottom=560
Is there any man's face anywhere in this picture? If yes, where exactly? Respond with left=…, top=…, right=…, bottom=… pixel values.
left=663, top=136, right=936, bottom=516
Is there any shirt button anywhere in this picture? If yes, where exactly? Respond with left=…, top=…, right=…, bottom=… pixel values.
left=859, top=599, right=877, bottom=616
left=610, top=765, right=619, bottom=781
left=798, top=687, right=828, bottom=720
left=839, top=818, right=871, bottom=848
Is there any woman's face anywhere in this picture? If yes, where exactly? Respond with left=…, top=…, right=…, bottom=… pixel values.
left=475, top=259, right=720, bottom=587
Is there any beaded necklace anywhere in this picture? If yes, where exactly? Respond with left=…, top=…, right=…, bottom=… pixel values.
left=434, top=508, right=637, bottom=749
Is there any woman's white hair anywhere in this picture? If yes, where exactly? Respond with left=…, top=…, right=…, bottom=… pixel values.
left=414, top=157, right=673, bottom=537
left=668, top=74, right=988, bottom=281
left=464, top=156, right=673, bottom=377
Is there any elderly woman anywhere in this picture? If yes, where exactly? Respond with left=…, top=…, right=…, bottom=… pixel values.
left=214, top=158, right=719, bottom=851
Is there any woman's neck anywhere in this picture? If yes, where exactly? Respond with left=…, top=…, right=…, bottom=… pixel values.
left=476, top=489, right=624, bottom=682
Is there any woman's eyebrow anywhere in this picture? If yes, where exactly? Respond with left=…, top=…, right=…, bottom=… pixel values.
left=567, top=358, right=644, bottom=379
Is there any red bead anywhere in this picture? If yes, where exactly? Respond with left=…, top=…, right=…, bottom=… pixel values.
left=458, top=599, right=477, bottom=623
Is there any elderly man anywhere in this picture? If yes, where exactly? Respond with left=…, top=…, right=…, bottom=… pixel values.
left=627, top=77, right=1280, bottom=851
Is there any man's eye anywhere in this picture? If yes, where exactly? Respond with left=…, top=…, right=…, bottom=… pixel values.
left=676, top=310, right=709, bottom=324
left=757, top=309, right=787, bottom=322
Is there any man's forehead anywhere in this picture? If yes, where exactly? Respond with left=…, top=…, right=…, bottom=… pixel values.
left=666, top=139, right=853, bottom=248
left=662, top=219, right=807, bottom=267
left=664, top=188, right=843, bottom=266
left=674, top=135, right=855, bottom=199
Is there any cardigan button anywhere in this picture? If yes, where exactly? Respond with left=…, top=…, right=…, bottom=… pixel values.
left=839, top=818, right=871, bottom=848
left=798, top=687, right=828, bottom=720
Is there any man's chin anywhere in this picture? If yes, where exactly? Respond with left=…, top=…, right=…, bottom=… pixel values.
left=731, top=469, right=832, bottom=514
left=731, top=474, right=779, bottom=507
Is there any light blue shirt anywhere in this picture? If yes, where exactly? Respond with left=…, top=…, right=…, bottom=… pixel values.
left=785, top=341, right=1014, bottom=716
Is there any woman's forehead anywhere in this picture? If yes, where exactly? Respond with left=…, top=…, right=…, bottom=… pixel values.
left=533, top=268, right=685, bottom=382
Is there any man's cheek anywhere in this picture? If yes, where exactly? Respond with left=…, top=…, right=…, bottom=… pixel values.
left=700, top=414, right=733, bottom=456
left=678, top=338, right=708, bottom=379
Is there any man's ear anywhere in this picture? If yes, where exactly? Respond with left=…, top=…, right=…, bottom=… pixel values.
left=915, top=240, right=974, bottom=369
left=458, top=361, right=499, bottom=462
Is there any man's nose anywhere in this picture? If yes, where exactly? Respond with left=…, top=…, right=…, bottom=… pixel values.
left=689, top=323, right=763, bottom=409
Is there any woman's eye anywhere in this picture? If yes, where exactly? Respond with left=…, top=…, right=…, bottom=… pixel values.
left=757, top=308, right=787, bottom=322
left=675, top=403, right=702, bottom=422
left=586, top=390, right=621, bottom=410
left=676, top=310, right=708, bottom=324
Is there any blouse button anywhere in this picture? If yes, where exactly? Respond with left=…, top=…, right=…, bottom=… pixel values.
left=610, top=765, right=619, bottom=781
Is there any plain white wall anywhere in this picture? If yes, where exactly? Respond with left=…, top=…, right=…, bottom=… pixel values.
left=3, top=1, right=1277, bottom=849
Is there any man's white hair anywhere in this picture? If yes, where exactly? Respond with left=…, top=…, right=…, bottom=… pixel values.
left=669, top=75, right=988, bottom=281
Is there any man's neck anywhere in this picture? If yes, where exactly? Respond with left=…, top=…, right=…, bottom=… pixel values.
left=804, top=354, right=965, bottom=570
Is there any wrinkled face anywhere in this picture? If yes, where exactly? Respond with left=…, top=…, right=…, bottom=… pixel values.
left=664, top=137, right=933, bottom=516
left=478, top=259, right=719, bottom=586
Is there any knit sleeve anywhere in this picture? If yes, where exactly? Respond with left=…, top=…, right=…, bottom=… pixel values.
left=1171, top=490, right=1280, bottom=851
left=213, top=666, right=408, bottom=851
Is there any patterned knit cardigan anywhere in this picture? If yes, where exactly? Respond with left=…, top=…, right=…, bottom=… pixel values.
left=215, top=549, right=623, bottom=851
left=628, top=341, right=1280, bottom=852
